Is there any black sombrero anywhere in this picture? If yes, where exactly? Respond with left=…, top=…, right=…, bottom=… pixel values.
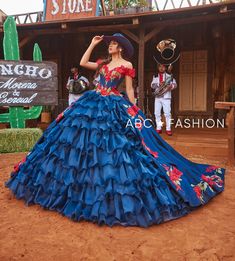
left=103, top=33, right=134, bottom=58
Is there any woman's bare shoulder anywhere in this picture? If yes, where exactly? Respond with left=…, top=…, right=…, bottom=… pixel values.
left=122, top=60, right=133, bottom=69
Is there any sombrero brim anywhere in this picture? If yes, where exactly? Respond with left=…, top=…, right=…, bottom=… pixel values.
left=103, top=35, right=134, bottom=58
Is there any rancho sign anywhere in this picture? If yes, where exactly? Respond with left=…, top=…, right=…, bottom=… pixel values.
left=44, top=0, right=98, bottom=21
left=0, top=60, right=58, bottom=106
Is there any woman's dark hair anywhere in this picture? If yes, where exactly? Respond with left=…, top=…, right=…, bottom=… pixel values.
left=94, top=56, right=111, bottom=78
left=94, top=42, right=127, bottom=78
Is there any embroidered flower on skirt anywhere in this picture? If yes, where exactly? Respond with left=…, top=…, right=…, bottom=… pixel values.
left=206, top=165, right=223, bottom=175
left=201, top=174, right=224, bottom=188
left=141, top=139, right=159, bottom=158
left=162, top=164, right=183, bottom=191
left=191, top=172, right=224, bottom=203
left=56, top=112, right=64, bottom=123
left=123, top=104, right=140, bottom=118
left=56, top=103, right=74, bottom=123
left=13, top=157, right=26, bottom=173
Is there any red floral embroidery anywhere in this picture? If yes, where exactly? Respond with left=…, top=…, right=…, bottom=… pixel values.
left=100, top=64, right=136, bottom=81
left=56, top=112, right=64, bottom=123
left=127, top=107, right=135, bottom=117
left=105, top=75, right=111, bottom=82
left=206, top=165, right=219, bottom=172
left=193, top=185, right=203, bottom=201
left=125, top=104, right=140, bottom=118
left=101, top=65, right=122, bottom=82
left=100, top=88, right=109, bottom=96
left=201, top=174, right=223, bottom=187
left=132, top=104, right=140, bottom=114
left=138, top=115, right=145, bottom=128
left=13, top=157, right=26, bottom=173
left=142, top=139, right=158, bottom=158
left=123, top=67, right=136, bottom=78
left=191, top=171, right=223, bottom=203
left=56, top=104, right=74, bottom=123
left=136, top=120, right=143, bottom=130
left=116, top=66, right=125, bottom=74
left=96, top=85, right=122, bottom=97
left=162, top=164, right=183, bottom=191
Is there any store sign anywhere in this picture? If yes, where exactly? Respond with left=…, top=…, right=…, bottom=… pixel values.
left=0, top=60, right=58, bottom=106
left=44, top=0, right=98, bottom=21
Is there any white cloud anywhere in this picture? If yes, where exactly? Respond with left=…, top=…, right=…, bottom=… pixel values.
left=0, top=0, right=43, bottom=15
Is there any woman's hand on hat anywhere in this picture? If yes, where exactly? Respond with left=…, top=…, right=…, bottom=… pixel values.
left=91, top=35, right=104, bottom=46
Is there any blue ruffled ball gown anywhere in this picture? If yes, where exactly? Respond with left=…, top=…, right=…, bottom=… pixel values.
left=5, top=64, right=226, bottom=227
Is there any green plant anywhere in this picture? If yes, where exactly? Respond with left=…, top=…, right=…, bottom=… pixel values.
left=104, top=0, right=114, bottom=10
left=107, top=0, right=138, bottom=9
left=116, top=0, right=123, bottom=8
left=121, top=0, right=129, bottom=8
left=0, top=17, right=42, bottom=128
left=117, top=0, right=137, bottom=8
left=136, top=0, right=148, bottom=6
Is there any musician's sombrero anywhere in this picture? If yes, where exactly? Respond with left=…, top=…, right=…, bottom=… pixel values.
left=103, top=33, right=134, bottom=58
left=153, top=39, right=180, bottom=65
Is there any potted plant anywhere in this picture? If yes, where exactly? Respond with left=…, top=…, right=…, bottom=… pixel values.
left=109, top=7, right=115, bottom=16
left=105, top=0, right=115, bottom=15
left=115, top=0, right=125, bottom=14
left=41, top=105, right=52, bottom=123
left=122, top=0, right=129, bottom=14
left=126, top=0, right=138, bottom=14
left=115, top=0, right=138, bottom=15
left=136, top=0, right=150, bottom=13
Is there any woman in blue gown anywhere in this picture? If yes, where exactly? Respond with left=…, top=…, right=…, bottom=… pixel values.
left=5, top=33, right=225, bottom=227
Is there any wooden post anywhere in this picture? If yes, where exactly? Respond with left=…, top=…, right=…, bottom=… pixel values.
left=138, top=27, right=145, bottom=111
left=122, top=26, right=165, bottom=112
left=215, top=101, right=235, bottom=166
left=228, top=107, right=235, bottom=166
left=100, top=0, right=106, bottom=16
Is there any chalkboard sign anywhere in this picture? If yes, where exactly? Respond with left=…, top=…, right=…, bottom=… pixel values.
left=0, top=60, right=58, bottom=106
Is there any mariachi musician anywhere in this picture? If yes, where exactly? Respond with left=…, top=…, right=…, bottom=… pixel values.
left=151, top=39, right=179, bottom=136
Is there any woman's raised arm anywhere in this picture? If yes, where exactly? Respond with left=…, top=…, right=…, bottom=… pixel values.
left=80, top=35, right=104, bottom=70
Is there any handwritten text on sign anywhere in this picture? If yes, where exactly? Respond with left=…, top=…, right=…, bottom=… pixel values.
left=0, top=60, right=58, bottom=106
left=45, top=0, right=97, bottom=21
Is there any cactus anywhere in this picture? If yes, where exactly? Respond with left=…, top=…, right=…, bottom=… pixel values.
left=0, top=17, right=42, bottom=128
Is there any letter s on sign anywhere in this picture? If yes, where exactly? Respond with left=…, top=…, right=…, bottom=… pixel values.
left=51, top=0, right=59, bottom=15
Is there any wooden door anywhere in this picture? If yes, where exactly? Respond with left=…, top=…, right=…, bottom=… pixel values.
left=179, top=50, right=207, bottom=112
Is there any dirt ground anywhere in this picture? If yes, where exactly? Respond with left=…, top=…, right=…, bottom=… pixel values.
left=0, top=152, right=234, bottom=261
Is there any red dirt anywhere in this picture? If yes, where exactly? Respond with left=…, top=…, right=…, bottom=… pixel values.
left=0, top=152, right=234, bottom=261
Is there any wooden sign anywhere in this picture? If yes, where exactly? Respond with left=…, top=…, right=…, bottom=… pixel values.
left=0, top=60, right=58, bottom=106
left=44, top=0, right=99, bottom=21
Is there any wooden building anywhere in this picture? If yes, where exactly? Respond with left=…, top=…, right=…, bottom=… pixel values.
left=0, top=0, right=235, bottom=121
left=0, top=9, right=7, bottom=25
